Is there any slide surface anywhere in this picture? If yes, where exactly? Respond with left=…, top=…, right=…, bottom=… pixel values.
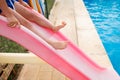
left=0, top=15, right=120, bottom=80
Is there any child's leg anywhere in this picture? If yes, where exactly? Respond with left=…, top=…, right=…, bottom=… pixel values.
left=11, top=9, right=67, bottom=49
left=14, top=2, right=66, bottom=32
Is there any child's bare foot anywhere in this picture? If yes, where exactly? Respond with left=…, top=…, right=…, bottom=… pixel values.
left=52, top=22, right=66, bottom=32
left=19, top=1, right=31, bottom=8
left=49, top=41, right=68, bottom=50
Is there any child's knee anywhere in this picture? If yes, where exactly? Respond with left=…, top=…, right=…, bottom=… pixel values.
left=14, top=1, right=20, bottom=8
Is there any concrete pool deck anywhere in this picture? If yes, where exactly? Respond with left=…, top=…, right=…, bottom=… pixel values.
left=17, top=0, right=112, bottom=80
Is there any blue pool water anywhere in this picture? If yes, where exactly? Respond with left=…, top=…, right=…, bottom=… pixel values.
left=83, top=0, right=120, bottom=74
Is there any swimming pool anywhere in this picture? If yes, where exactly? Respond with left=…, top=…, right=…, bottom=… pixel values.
left=83, top=0, right=120, bottom=74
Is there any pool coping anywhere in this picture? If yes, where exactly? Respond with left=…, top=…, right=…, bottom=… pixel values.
left=74, top=0, right=112, bottom=67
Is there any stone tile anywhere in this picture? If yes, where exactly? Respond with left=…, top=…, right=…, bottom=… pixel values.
left=40, top=64, right=54, bottom=71
left=52, top=69, right=66, bottom=80
left=37, top=71, right=52, bottom=80
left=77, top=29, right=106, bottom=55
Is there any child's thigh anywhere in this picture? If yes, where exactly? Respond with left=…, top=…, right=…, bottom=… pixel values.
left=14, top=2, right=34, bottom=20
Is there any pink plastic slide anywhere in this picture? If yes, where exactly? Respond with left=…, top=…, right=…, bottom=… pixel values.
left=0, top=14, right=120, bottom=80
